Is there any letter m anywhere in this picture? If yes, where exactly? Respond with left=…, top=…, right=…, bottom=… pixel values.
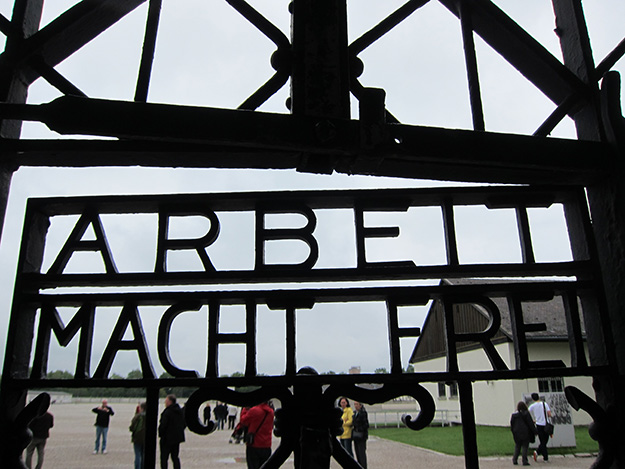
left=31, top=303, right=95, bottom=380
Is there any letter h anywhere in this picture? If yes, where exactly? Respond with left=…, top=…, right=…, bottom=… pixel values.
left=206, top=300, right=257, bottom=378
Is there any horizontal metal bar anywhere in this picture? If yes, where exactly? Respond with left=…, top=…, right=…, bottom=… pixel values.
left=22, top=185, right=584, bottom=214
left=0, top=96, right=613, bottom=184
left=8, top=365, right=611, bottom=389
left=24, top=261, right=592, bottom=289
left=21, top=280, right=593, bottom=305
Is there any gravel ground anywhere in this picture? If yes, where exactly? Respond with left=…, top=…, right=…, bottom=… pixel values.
left=24, top=402, right=597, bottom=468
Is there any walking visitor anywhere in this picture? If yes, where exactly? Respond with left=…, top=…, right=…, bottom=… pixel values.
left=528, top=393, right=552, bottom=462
left=24, top=410, right=54, bottom=469
left=510, top=401, right=537, bottom=466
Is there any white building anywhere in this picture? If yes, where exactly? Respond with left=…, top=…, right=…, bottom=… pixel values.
left=409, top=279, right=594, bottom=431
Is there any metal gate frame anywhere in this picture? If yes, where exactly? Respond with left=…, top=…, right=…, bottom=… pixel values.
left=1, top=1, right=624, bottom=468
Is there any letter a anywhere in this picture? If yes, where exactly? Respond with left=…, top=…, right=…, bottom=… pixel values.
left=48, top=209, right=117, bottom=274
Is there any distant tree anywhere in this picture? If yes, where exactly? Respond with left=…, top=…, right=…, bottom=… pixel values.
left=46, top=370, right=73, bottom=379
left=374, top=367, right=388, bottom=374
left=127, top=369, right=144, bottom=379
left=229, top=371, right=262, bottom=393
left=158, top=371, right=194, bottom=398
left=405, top=364, right=415, bottom=373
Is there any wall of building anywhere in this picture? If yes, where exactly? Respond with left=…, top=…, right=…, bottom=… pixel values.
left=412, top=341, right=594, bottom=426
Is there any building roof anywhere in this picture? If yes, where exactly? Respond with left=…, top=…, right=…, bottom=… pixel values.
left=409, top=278, right=579, bottom=363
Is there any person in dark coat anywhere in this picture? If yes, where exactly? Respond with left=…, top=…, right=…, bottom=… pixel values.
left=130, top=402, right=147, bottom=469
left=92, top=399, right=114, bottom=454
left=25, top=411, right=54, bottom=469
left=213, top=402, right=228, bottom=430
left=510, top=401, right=537, bottom=466
left=203, top=403, right=211, bottom=425
left=352, top=401, right=369, bottom=468
left=159, top=395, right=186, bottom=469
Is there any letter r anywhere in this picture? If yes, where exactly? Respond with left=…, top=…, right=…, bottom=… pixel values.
left=155, top=207, right=220, bottom=273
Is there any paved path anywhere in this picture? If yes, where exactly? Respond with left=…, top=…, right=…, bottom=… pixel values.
left=30, top=402, right=596, bottom=468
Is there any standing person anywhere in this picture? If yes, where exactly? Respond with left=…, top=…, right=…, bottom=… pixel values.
left=203, top=403, right=211, bottom=426
left=510, top=401, right=537, bottom=466
left=528, top=393, right=552, bottom=463
left=213, top=402, right=227, bottom=430
left=230, top=406, right=250, bottom=444
left=240, top=401, right=274, bottom=469
left=159, top=394, right=186, bottom=469
left=25, top=410, right=54, bottom=469
left=130, top=402, right=147, bottom=469
left=338, top=397, right=354, bottom=457
left=92, top=399, right=114, bottom=454
left=227, top=404, right=238, bottom=430
left=352, top=401, right=369, bottom=468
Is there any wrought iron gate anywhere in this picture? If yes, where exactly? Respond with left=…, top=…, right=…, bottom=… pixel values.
left=1, top=1, right=624, bottom=468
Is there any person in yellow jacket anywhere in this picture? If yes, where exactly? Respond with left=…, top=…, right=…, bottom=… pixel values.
left=338, top=397, right=354, bottom=457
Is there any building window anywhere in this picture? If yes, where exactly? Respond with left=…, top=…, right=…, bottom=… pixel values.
left=438, top=382, right=446, bottom=398
left=448, top=381, right=459, bottom=399
left=538, top=377, right=564, bottom=393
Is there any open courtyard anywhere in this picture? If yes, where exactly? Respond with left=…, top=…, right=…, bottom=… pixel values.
left=22, top=400, right=597, bottom=468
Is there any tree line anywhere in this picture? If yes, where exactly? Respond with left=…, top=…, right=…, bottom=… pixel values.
left=42, top=370, right=195, bottom=398
left=38, top=365, right=413, bottom=398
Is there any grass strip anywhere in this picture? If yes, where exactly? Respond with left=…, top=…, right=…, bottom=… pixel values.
left=369, top=425, right=598, bottom=457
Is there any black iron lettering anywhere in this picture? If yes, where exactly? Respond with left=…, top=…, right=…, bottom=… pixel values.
left=155, top=207, right=220, bottom=273
left=562, top=290, right=588, bottom=368
left=354, top=201, right=416, bottom=269
left=206, top=300, right=257, bottom=378
left=47, top=209, right=117, bottom=275
left=157, top=302, right=202, bottom=378
left=93, top=302, right=156, bottom=379
left=507, top=293, right=566, bottom=369
left=254, top=203, right=319, bottom=271
left=267, top=299, right=315, bottom=376
left=386, top=297, right=427, bottom=374
left=443, top=295, right=508, bottom=372
left=30, top=303, right=95, bottom=379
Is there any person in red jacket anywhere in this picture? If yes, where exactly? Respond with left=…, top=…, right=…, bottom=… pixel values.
left=239, top=402, right=274, bottom=469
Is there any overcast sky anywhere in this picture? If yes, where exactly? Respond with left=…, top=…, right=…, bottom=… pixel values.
left=0, top=0, right=623, bottom=379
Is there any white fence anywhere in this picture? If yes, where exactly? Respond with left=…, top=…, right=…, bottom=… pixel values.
left=369, top=409, right=453, bottom=428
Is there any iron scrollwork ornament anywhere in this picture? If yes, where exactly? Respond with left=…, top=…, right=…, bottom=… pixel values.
left=565, top=386, right=616, bottom=469
left=184, top=367, right=436, bottom=469
left=1, top=392, right=51, bottom=469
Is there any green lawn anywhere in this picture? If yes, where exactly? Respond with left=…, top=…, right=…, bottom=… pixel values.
left=369, top=425, right=598, bottom=457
